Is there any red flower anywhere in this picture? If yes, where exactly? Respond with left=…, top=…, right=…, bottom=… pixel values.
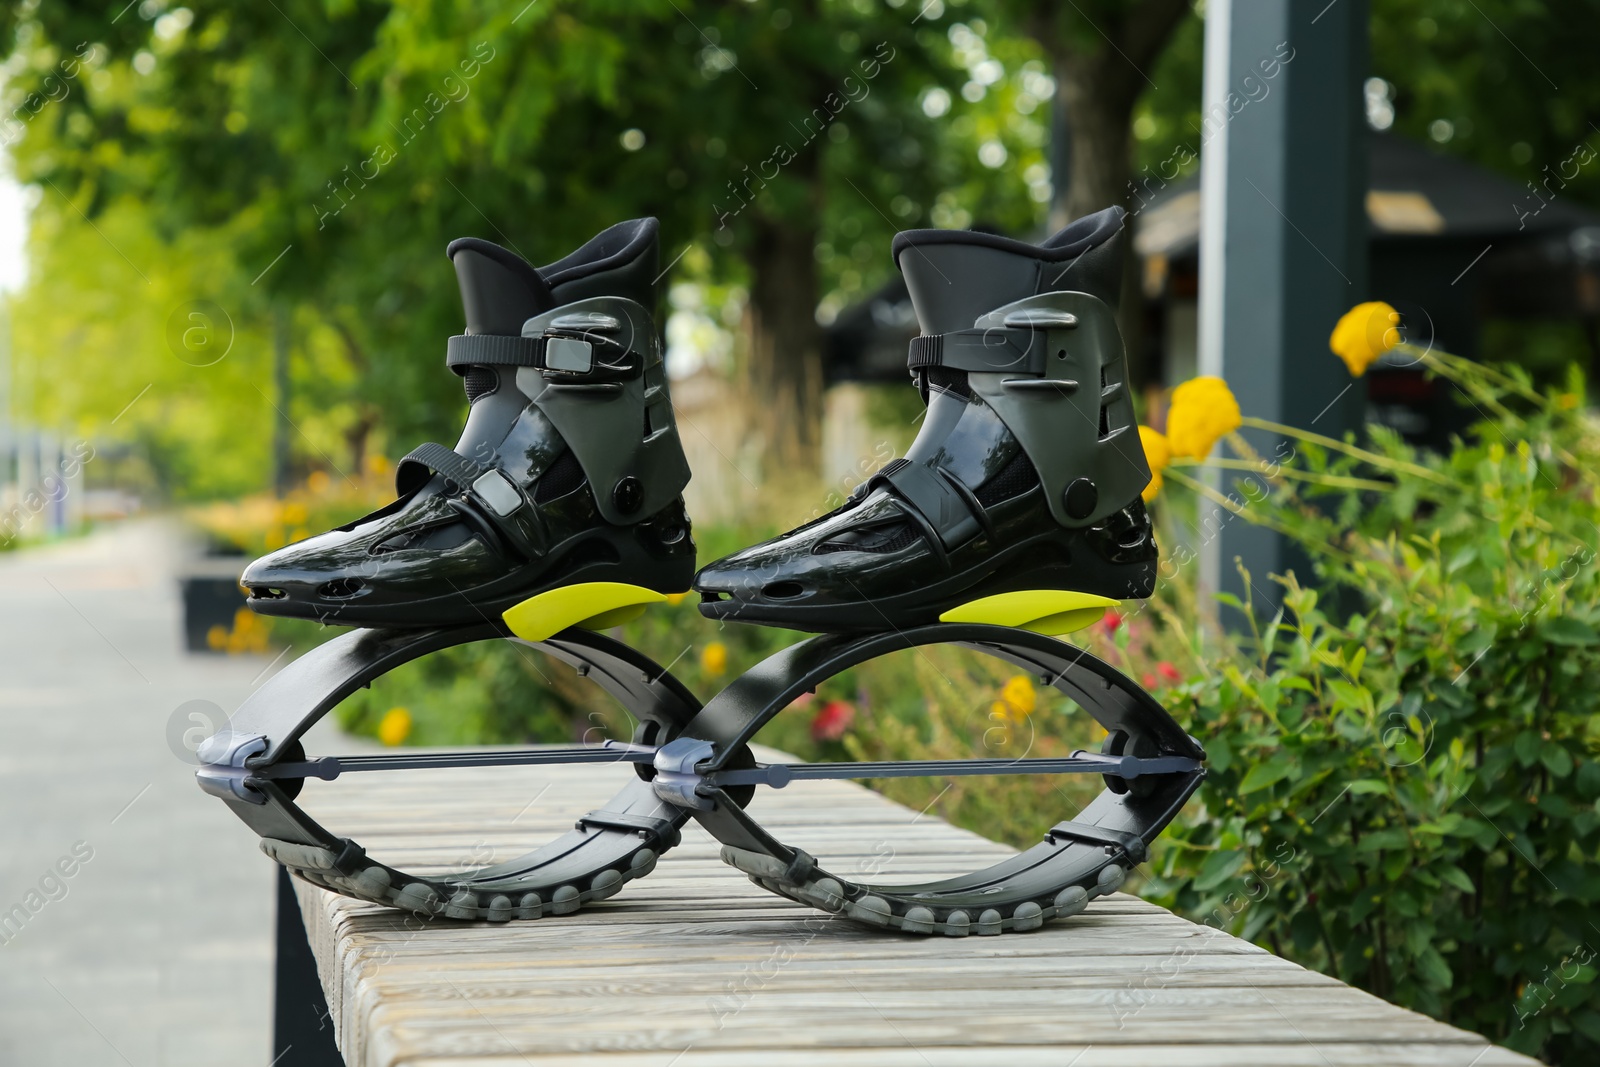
left=1158, top=661, right=1181, bottom=682
left=1101, top=609, right=1124, bottom=633
left=810, top=700, right=855, bottom=742
left=1142, top=673, right=1158, bottom=689
left=789, top=691, right=815, bottom=709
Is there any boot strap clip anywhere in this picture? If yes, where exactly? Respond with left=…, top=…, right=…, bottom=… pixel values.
left=446, top=333, right=641, bottom=383
left=395, top=443, right=548, bottom=560
left=906, top=326, right=1045, bottom=377
left=867, top=459, right=981, bottom=549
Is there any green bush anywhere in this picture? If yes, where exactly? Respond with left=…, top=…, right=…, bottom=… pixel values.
left=1144, top=358, right=1600, bottom=1064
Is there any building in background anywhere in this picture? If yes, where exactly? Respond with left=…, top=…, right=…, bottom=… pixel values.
left=827, top=133, right=1600, bottom=449
left=1138, top=132, right=1600, bottom=445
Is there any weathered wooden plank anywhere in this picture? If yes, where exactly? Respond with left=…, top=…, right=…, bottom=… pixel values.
left=290, top=752, right=1541, bottom=1067
left=341, top=987, right=1497, bottom=1038
left=405, top=1047, right=1534, bottom=1067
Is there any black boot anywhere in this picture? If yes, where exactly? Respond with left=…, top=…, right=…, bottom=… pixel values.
left=694, top=207, right=1155, bottom=634
left=243, top=219, right=695, bottom=632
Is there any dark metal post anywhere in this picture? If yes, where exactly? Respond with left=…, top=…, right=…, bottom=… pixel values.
left=1197, top=0, right=1370, bottom=611
left=273, top=866, right=345, bottom=1065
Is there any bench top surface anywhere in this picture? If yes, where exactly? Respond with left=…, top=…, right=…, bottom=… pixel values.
left=292, top=751, right=1538, bottom=1067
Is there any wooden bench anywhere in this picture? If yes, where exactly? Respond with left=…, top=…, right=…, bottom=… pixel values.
left=281, top=751, right=1540, bottom=1066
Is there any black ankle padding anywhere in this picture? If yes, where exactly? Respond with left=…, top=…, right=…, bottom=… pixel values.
left=544, top=218, right=659, bottom=310
left=448, top=241, right=555, bottom=334
left=1039, top=206, right=1125, bottom=256
left=446, top=219, right=660, bottom=333
left=925, top=366, right=971, bottom=399
left=891, top=206, right=1123, bottom=265
left=542, top=218, right=656, bottom=286
left=462, top=366, right=499, bottom=404
left=894, top=208, right=1127, bottom=332
left=1039, top=224, right=1125, bottom=313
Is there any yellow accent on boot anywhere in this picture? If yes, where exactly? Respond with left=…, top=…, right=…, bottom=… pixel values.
left=938, top=590, right=1118, bottom=636
left=502, top=582, right=669, bottom=641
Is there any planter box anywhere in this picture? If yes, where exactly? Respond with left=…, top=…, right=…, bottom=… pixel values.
left=179, top=557, right=249, bottom=653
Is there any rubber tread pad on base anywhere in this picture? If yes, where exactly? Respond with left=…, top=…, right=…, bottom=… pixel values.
left=202, top=623, right=702, bottom=922
left=661, top=623, right=1204, bottom=935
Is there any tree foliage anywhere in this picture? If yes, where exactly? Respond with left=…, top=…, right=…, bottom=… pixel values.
left=1147, top=360, right=1600, bottom=1066
left=3, top=0, right=1054, bottom=486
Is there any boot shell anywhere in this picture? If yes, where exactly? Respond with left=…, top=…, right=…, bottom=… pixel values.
left=695, top=207, right=1155, bottom=633
left=243, top=219, right=695, bottom=628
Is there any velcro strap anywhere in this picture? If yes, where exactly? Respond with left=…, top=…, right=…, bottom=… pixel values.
left=446, top=333, right=640, bottom=382
left=868, top=458, right=977, bottom=545
left=445, top=334, right=545, bottom=368
left=907, top=334, right=943, bottom=370
left=395, top=443, right=540, bottom=556
left=906, top=327, right=1042, bottom=376
left=396, top=442, right=487, bottom=496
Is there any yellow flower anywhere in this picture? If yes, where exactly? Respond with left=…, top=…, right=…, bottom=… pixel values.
left=1000, top=674, right=1036, bottom=718
left=1556, top=393, right=1579, bottom=410
left=221, top=609, right=271, bottom=655
left=377, top=707, right=412, bottom=746
left=280, top=502, right=309, bottom=526
left=1329, top=301, right=1401, bottom=377
left=1165, top=376, right=1241, bottom=459
left=365, top=453, right=391, bottom=477
left=998, top=675, right=1036, bottom=716
left=307, top=470, right=332, bottom=494
left=1138, top=426, right=1170, bottom=502
left=700, top=642, right=728, bottom=676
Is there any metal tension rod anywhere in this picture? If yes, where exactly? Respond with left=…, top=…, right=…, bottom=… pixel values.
left=705, top=751, right=1203, bottom=789
left=252, top=743, right=1200, bottom=791
left=255, top=741, right=658, bottom=782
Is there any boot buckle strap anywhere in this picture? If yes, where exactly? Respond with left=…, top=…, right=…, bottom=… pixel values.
left=868, top=459, right=980, bottom=548
left=397, top=444, right=548, bottom=558
left=445, top=333, right=542, bottom=369
left=543, top=337, right=595, bottom=374
left=906, top=326, right=1044, bottom=377
left=470, top=469, right=523, bottom=517
left=444, top=333, right=641, bottom=383
left=397, top=442, right=492, bottom=497
left=536, top=332, right=641, bottom=383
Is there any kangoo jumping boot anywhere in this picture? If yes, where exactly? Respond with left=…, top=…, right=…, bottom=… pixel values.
left=695, top=206, right=1155, bottom=634
left=244, top=218, right=695, bottom=630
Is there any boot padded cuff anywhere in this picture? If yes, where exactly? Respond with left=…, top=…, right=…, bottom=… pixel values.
left=891, top=206, right=1125, bottom=266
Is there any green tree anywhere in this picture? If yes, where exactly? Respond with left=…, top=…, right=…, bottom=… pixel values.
left=994, top=0, right=1197, bottom=385
left=4, top=0, right=1016, bottom=478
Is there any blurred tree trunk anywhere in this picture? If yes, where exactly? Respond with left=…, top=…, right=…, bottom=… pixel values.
left=1024, top=0, right=1192, bottom=391
left=745, top=154, right=825, bottom=469
left=345, top=412, right=376, bottom=481
left=747, top=216, right=824, bottom=466
left=332, top=318, right=379, bottom=479
left=272, top=305, right=292, bottom=497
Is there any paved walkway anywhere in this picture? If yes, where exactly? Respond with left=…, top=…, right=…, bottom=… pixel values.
left=0, top=519, right=350, bottom=1066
